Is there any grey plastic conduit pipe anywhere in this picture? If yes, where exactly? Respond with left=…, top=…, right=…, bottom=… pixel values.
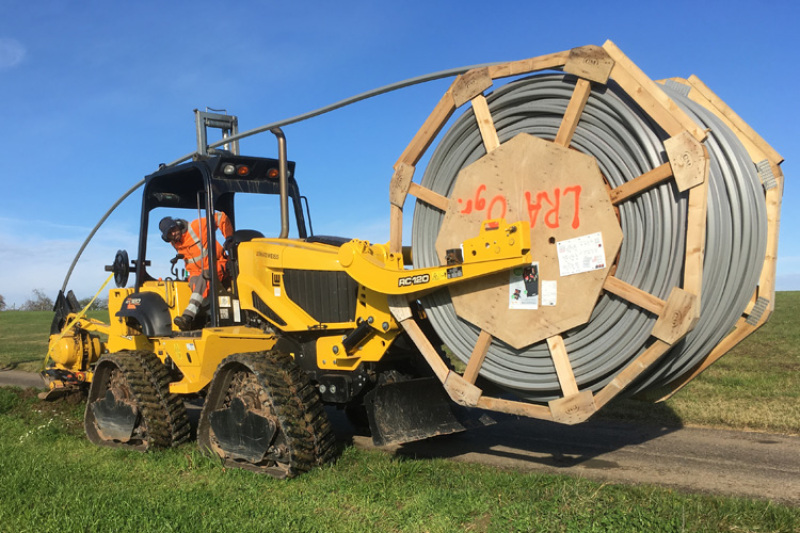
left=411, top=74, right=766, bottom=401
left=61, top=62, right=499, bottom=291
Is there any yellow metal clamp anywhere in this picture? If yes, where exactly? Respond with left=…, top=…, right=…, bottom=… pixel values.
left=338, top=219, right=532, bottom=295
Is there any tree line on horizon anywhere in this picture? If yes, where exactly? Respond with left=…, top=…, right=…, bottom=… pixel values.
left=0, top=290, right=107, bottom=312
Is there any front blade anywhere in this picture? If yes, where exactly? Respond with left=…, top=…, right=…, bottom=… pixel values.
left=364, top=377, right=495, bottom=447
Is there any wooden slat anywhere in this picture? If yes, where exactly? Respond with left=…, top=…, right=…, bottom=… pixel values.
left=487, top=51, right=570, bottom=80
left=758, top=170, right=783, bottom=310
left=603, top=276, right=666, bottom=316
left=602, top=41, right=706, bottom=142
left=681, top=171, right=709, bottom=298
left=563, top=45, right=614, bottom=84
left=444, top=371, right=482, bottom=406
left=390, top=302, right=450, bottom=382
left=389, top=204, right=404, bottom=254
left=477, top=395, right=554, bottom=421
left=554, top=78, right=591, bottom=147
left=389, top=162, right=415, bottom=208
left=463, top=330, right=492, bottom=384
left=657, top=317, right=756, bottom=400
left=609, top=163, right=673, bottom=205
left=547, top=335, right=579, bottom=397
left=684, top=75, right=783, bottom=164
left=471, top=94, right=500, bottom=153
left=664, top=130, right=708, bottom=192
left=548, top=390, right=596, bottom=425
left=451, top=68, right=493, bottom=108
left=407, top=182, right=449, bottom=211
left=594, top=339, right=671, bottom=408
left=395, top=90, right=456, bottom=168
left=650, top=288, right=698, bottom=345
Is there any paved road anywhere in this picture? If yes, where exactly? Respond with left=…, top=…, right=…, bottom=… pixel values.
left=0, top=369, right=45, bottom=388
left=3, top=371, right=797, bottom=506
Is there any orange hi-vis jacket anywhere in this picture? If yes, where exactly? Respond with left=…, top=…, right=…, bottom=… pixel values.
left=172, top=212, right=234, bottom=280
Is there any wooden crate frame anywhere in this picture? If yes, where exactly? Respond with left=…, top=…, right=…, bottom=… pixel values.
left=652, top=75, right=784, bottom=400
left=386, top=40, right=776, bottom=424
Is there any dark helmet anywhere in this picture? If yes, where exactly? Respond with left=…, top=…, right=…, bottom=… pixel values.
left=159, top=217, right=186, bottom=242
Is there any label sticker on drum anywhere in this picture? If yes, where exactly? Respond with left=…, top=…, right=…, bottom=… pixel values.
left=557, top=232, right=606, bottom=277
left=509, top=262, right=539, bottom=310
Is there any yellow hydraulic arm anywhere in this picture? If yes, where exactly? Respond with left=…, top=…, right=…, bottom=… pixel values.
left=338, top=219, right=532, bottom=295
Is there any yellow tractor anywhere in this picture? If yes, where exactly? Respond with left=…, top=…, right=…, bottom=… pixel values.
left=44, top=43, right=782, bottom=479
left=45, top=113, right=532, bottom=477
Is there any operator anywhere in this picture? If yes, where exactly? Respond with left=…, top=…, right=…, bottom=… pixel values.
left=159, top=212, right=234, bottom=331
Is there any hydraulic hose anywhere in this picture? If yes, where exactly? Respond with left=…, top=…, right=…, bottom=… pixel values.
left=411, top=74, right=766, bottom=401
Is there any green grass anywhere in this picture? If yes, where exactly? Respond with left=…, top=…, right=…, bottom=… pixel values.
left=0, top=310, right=107, bottom=372
left=1, top=296, right=798, bottom=531
left=604, top=291, right=800, bottom=435
left=0, top=387, right=796, bottom=533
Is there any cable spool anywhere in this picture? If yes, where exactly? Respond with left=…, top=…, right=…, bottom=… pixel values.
left=411, top=73, right=766, bottom=401
left=390, top=42, right=782, bottom=421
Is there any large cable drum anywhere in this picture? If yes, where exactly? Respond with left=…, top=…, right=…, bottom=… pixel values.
left=388, top=42, right=783, bottom=423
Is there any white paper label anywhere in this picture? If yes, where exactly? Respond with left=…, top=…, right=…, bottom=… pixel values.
left=541, top=280, right=557, bottom=306
left=557, top=232, right=606, bottom=277
left=509, top=263, right=539, bottom=309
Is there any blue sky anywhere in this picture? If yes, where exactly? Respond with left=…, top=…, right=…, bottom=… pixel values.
left=1, top=0, right=797, bottom=307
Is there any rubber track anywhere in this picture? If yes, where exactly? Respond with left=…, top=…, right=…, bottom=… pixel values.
left=86, top=352, right=173, bottom=450
left=133, top=351, right=191, bottom=447
left=202, top=351, right=336, bottom=476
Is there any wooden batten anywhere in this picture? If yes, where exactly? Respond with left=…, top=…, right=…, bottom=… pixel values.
left=674, top=75, right=783, bottom=166
left=554, top=78, right=592, bottom=147
left=389, top=162, right=415, bottom=208
left=682, top=174, right=709, bottom=299
left=547, top=335, right=579, bottom=397
left=477, top=395, right=554, bottom=421
left=548, top=390, right=596, bottom=425
left=451, top=68, right=493, bottom=108
left=487, top=51, right=570, bottom=80
left=609, top=163, right=673, bottom=205
left=388, top=296, right=450, bottom=382
left=389, top=204, right=404, bottom=254
left=594, top=339, right=672, bottom=409
left=395, top=89, right=457, bottom=169
left=471, top=94, right=500, bottom=152
left=563, top=45, right=614, bottom=84
left=603, top=276, right=666, bottom=316
left=602, top=41, right=706, bottom=142
left=462, top=330, right=492, bottom=385
left=653, top=73, right=783, bottom=400
left=651, top=288, right=698, bottom=345
left=657, top=317, right=757, bottom=400
left=407, top=182, right=449, bottom=212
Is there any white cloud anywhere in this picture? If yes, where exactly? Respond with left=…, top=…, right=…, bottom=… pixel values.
left=0, top=38, right=26, bottom=70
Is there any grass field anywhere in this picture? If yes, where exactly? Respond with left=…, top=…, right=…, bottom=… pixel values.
left=0, top=294, right=798, bottom=531
left=0, top=387, right=797, bottom=532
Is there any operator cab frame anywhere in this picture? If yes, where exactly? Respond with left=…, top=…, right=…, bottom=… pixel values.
left=131, top=125, right=308, bottom=330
